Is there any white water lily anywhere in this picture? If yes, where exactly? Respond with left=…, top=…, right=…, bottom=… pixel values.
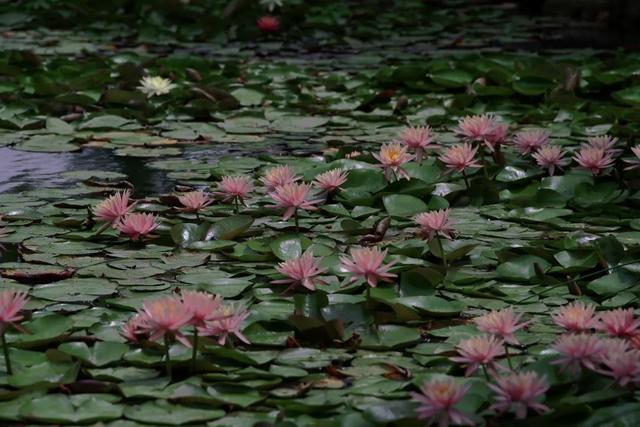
left=260, top=0, right=283, bottom=12
left=138, top=76, right=177, bottom=98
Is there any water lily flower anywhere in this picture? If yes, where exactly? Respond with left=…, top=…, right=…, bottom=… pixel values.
left=199, top=303, right=250, bottom=346
left=551, top=301, right=597, bottom=333
left=269, top=183, right=321, bottom=226
left=410, top=378, right=474, bottom=427
left=340, top=246, right=397, bottom=288
left=261, top=165, right=300, bottom=191
left=450, top=335, right=505, bottom=376
left=399, top=126, right=434, bottom=163
left=474, top=308, right=529, bottom=345
left=138, top=76, right=177, bottom=98
left=596, top=308, right=640, bottom=338
left=178, top=191, right=211, bottom=213
left=489, top=372, right=549, bottom=419
left=439, top=143, right=481, bottom=174
left=587, top=135, right=618, bottom=153
left=414, top=209, right=455, bottom=242
left=138, top=296, right=192, bottom=347
left=215, top=176, right=253, bottom=206
left=532, top=145, right=568, bottom=176
left=373, top=142, right=414, bottom=181
left=272, top=251, right=328, bottom=292
left=120, top=314, right=148, bottom=344
left=573, top=146, right=614, bottom=175
left=181, top=291, right=224, bottom=327
left=115, top=213, right=159, bottom=241
left=313, top=168, right=348, bottom=193
left=513, top=130, right=550, bottom=155
left=456, top=114, right=499, bottom=145
left=0, top=290, right=28, bottom=375
left=624, top=145, right=640, bottom=170
left=599, top=348, right=640, bottom=386
left=93, top=190, right=134, bottom=224
left=597, top=338, right=631, bottom=362
left=484, top=123, right=509, bottom=152
left=257, top=15, right=280, bottom=32
left=552, top=333, right=605, bottom=375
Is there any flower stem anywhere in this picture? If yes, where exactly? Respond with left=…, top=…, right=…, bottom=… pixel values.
left=482, top=364, right=490, bottom=381
left=164, top=335, right=172, bottom=381
left=461, top=169, right=470, bottom=191
left=234, top=197, right=239, bottom=214
left=191, top=327, right=198, bottom=373
left=504, top=344, right=514, bottom=370
left=1, top=332, right=12, bottom=376
left=294, top=209, right=299, bottom=231
left=436, top=235, right=448, bottom=269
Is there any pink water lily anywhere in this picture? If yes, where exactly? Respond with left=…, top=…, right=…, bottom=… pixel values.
left=624, top=145, right=640, bottom=170
left=215, top=176, right=253, bottom=205
left=587, top=135, right=618, bottom=152
left=93, top=190, right=135, bottom=223
left=374, top=142, right=414, bottom=181
left=313, top=168, right=348, bottom=193
left=115, top=213, right=159, bottom=241
left=269, top=182, right=322, bottom=221
left=513, top=130, right=550, bottom=155
left=599, top=348, right=640, bottom=387
left=474, top=308, right=529, bottom=345
left=439, top=143, right=481, bottom=174
left=340, top=246, right=397, bottom=288
left=410, top=379, right=474, bottom=426
left=0, top=290, right=28, bottom=335
left=178, top=191, right=211, bottom=213
left=552, top=333, right=605, bottom=375
left=121, top=314, right=148, bottom=344
left=456, top=114, right=498, bottom=144
left=399, top=126, right=434, bottom=162
left=138, top=296, right=192, bottom=347
left=451, top=335, right=505, bottom=376
left=181, top=291, right=225, bottom=327
left=596, top=308, right=640, bottom=338
left=573, top=146, right=614, bottom=175
left=199, top=303, right=250, bottom=346
left=551, top=302, right=597, bottom=333
left=489, top=372, right=549, bottom=419
left=272, top=251, right=328, bottom=292
left=532, top=145, right=568, bottom=176
left=261, top=165, right=300, bottom=191
left=414, top=209, right=455, bottom=242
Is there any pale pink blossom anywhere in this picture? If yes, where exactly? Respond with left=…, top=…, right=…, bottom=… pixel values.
left=439, top=143, right=481, bottom=174
left=93, top=190, right=135, bottom=223
left=600, top=349, right=640, bottom=386
left=261, top=165, right=300, bottom=191
left=450, top=335, right=504, bottom=376
left=410, top=379, right=474, bottom=427
left=121, top=314, right=148, bottom=344
left=340, top=247, right=397, bottom=288
left=272, top=251, right=328, bottom=292
left=489, top=372, right=549, bottom=419
left=513, top=130, right=550, bottom=155
left=624, top=146, right=640, bottom=170
left=552, top=333, right=605, bottom=374
left=313, top=169, right=348, bottom=193
left=484, top=123, right=509, bottom=152
left=456, top=114, right=498, bottom=145
left=199, top=303, right=250, bottom=346
left=474, top=308, right=529, bottom=345
left=414, top=209, right=455, bottom=242
left=373, top=142, right=414, bottom=181
left=399, top=126, right=434, bottom=162
left=115, top=213, right=159, bottom=241
left=587, top=135, right=618, bottom=153
left=532, top=145, right=568, bottom=176
left=178, top=191, right=211, bottom=213
left=597, top=338, right=631, bottom=363
left=0, top=290, right=28, bottom=334
left=269, top=182, right=322, bottom=221
left=573, top=146, right=614, bottom=175
left=551, top=301, right=597, bottom=333
left=215, top=176, right=253, bottom=204
left=596, top=308, right=640, bottom=338
left=181, top=291, right=224, bottom=327
left=138, top=296, right=192, bottom=347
